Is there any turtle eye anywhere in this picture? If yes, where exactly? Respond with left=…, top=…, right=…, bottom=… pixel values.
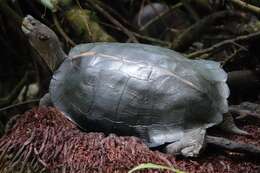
left=38, top=34, right=49, bottom=41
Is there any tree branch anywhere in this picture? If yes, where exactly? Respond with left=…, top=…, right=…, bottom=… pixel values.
left=87, top=0, right=139, bottom=43
left=206, top=135, right=260, bottom=156
left=230, top=0, right=260, bottom=15
left=172, top=11, right=244, bottom=52
left=187, top=30, right=260, bottom=58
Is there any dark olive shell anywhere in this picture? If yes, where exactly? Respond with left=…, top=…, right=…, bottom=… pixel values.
left=50, top=43, right=229, bottom=147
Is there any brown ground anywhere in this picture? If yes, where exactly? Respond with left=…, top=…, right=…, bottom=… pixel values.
left=0, top=107, right=259, bottom=173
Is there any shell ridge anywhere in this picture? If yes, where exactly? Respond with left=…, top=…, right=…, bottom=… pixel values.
left=115, top=77, right=130, bottom=122
left=74, top=50, right=204, bottom=93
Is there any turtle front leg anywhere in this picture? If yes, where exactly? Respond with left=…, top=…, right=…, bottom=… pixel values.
left=39, top=93, right=53, bottom=106
left=166, top=128, right=206, bottom=157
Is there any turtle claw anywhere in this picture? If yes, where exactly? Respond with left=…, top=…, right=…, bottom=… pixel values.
left=166, top=128, right=206, bottom=157
left=228, top=126, right=249, bottom=136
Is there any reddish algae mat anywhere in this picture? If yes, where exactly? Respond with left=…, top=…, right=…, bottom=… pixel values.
left=0, top=107, right=259, bottom=173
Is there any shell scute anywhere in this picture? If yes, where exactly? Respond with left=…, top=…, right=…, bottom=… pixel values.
left=51, top=43, right=228, bottom=146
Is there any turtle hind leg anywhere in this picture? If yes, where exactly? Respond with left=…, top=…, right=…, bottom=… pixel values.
left=221, top=102, right=260, bottom=135
left=165, top=128, right=207, bottom=157
left=219, top=113, right=249, bottom=135
left=39, top=93, right=53, bottom=106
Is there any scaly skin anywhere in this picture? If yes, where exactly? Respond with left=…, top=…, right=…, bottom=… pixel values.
left=22, top=15, right=67, bottom=72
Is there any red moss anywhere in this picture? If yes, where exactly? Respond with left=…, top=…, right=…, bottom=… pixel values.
left=0, top=107, right=260, bottom=173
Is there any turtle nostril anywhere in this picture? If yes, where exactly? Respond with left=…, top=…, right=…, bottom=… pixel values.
left=31, top=21, right=36, bottom=26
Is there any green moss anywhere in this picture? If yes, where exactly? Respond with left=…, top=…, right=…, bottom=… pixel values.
left=66, top=7, right=115, bottom=42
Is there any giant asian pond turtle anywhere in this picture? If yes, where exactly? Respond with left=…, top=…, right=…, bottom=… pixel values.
left=21, top=15, right=247, bottom=157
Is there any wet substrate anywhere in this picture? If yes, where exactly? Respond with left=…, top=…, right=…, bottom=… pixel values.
left=0, top=107, right=259, bottom=173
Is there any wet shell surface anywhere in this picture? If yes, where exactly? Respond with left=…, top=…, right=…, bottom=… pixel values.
left=50, top=43, right=229, bottom=147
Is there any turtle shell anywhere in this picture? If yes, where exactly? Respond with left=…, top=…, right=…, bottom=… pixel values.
left=49, top=43, right=229, bottom=147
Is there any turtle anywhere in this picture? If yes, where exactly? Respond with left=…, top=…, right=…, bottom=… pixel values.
left=21, top=15, right=247, bottom=157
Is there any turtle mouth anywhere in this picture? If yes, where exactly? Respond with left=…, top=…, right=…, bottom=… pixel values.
left=21, top=15, right=35, bottom=35
left=21, top=21, right=32, bottom=35
left=21, top=25, right=31, bottom=35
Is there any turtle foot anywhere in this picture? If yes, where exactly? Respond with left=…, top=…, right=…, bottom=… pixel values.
left=39, top=93, right=53, bottom=106
left=219, top=113, right=249, bottom=135
left=166, top=128, right=206, bottom=157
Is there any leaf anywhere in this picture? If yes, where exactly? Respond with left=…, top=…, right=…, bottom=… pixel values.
left=128, top=163, right=185, bottom=173
left=39, top=0, right=72, bottom=12
left=40, top=0, right=57, bottom=12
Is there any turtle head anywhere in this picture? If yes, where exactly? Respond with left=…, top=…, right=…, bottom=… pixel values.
left=22, top=15, right=66, bottom=72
